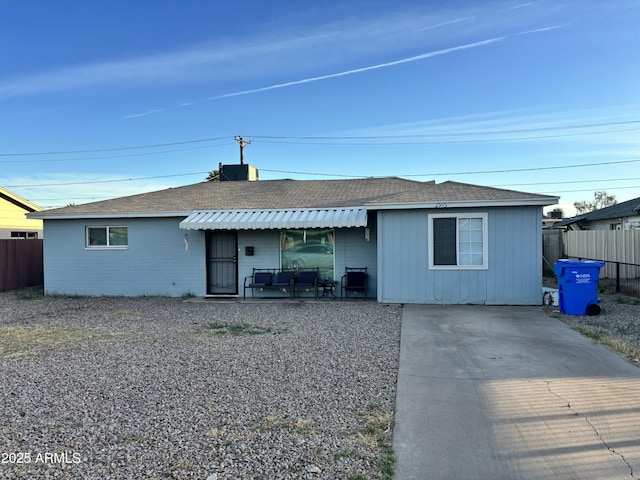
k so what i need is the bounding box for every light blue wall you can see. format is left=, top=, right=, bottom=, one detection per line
left=237, top=230, right=288, bottom=299
left=377, top=207, right=543, bottom=305
left=43, top=218, right=377, bottom=298
left=237, top=225, right=377, bottom=298
left=334, top=218, right=377, bottom=298
left=43, top=218, right=206, bottom=297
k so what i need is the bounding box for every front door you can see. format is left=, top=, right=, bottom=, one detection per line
left=206, top=231, right=238, bottom=295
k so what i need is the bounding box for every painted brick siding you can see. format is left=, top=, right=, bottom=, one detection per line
left=43, top=220, right=377, bottom=298
left=43, top=218, right=206, bottom=297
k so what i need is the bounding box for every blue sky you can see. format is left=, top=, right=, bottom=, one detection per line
left=1, top=0, right=639, bottom=215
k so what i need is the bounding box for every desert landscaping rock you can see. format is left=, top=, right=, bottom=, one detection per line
left=0, top=292, right=401, bottom=479
left=544, top=293, right=640, bottom=351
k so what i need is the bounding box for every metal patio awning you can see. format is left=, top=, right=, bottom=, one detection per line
left=179, top=208, right=368, bottom=230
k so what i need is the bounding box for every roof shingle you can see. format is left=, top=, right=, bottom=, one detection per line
left=32, top=177, right=557, bottom=218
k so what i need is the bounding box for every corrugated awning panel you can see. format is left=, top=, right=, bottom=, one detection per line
left=179, top=208, right=368, bottom=230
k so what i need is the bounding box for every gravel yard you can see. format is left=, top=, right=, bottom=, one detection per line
left=0, top=290, right=402, bottom=480
left=541, top=289, right=640, bottom=358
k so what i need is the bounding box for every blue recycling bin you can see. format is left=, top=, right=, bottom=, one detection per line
left=554, top=259, right=605, bottom=315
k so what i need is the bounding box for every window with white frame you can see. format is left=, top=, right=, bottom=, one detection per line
left=11, top=231, right=38, bottom=239
left=86, top=226, right=128, bottom=248
left=428, top=213, right=487, bottom=269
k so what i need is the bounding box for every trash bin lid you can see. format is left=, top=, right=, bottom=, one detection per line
left=554, top=259, right=605, bottom=268
left=554, top=259, right=605, bottom=276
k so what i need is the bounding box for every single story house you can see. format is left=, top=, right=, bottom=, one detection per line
left=29, top=164, right=558, bottom=304
left=0, top=186, right=43, bottom=239
left=554, top=196, right=640, bottom=231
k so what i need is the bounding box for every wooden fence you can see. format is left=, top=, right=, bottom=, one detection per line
left=542, top=229, right=564, bottom=275
left=0, top=239, right=44, bottom=292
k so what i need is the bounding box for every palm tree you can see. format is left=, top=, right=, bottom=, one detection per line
left=206, top=169, right=220, bottom=182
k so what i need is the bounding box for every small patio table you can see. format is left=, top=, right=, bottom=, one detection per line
left=319, top=280, right=337, bottom=299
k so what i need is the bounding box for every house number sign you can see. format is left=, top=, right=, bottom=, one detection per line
left=435, top=203, right=448, bottom=208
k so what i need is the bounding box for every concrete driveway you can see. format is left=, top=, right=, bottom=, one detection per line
left=393, top=305, right=640, bottom=480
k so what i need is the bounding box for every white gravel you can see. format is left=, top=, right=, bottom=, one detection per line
left=547, top=292, right=640, bottom=351
left=0, top=291, right=402, bottom=479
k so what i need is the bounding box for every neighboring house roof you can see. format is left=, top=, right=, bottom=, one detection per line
left=0, top=186, right=42, bottom=213
left=29, top=177, right=558, bottom=220
left=553, top=196, right=640, bottom=229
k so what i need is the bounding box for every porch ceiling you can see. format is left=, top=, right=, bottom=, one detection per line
left=179, top=208, right=368, bottom=230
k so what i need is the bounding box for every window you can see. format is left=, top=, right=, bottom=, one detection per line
left=428, top=213, right=487, bottom=269
left=86, top=226, right=128, bottom=248
left=280, top=229, right=334, bottom=279
left=11, top=232, right=38, bottom=239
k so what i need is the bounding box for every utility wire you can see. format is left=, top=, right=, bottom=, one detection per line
left=262, top=158, right=640, bottom=178
left=5, top=159, right=640, bottom=188
left=2, top=119, right=639, bottom=156
left=493, top=176, right=640, bottom=187
left=245, top=119, right=640, bottom=139
left=8, top=158, right=639, bottom=189
left=252, top=127, right=640, bottom=145
left=33, top=183, right=639, bottom=208
left=29, top=176, right=640, bottom=202
left=5, top=172, right=208, bottom=188
left=539, top=184, right=640, bottom=194
left=0, top=142, right=232, bottom=164
left=0, top=137, right=231, bottom=157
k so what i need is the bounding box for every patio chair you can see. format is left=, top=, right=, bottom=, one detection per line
left=294, top=269, right=319, bottom=298
left=341, top=267, right=367, bottom=299
left=272, top=270, right=296, bottom=290
left=243, top=270, right=273, bottom=299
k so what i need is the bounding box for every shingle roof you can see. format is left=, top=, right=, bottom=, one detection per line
left=31, top=177, right=557, bottom=219
left=553, top=196, right=640, bottom=228
left=366, top=181, right=555, bottom=204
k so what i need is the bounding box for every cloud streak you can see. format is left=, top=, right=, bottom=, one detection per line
left=519, top=26, right=560, bottom=35
left=210, top=37, right=506, bottom=100
left=123, top=109, right=165, bottom=119
left=0, top=11, right=467, bottom=99
left=0, top=4, right=540, bottom=101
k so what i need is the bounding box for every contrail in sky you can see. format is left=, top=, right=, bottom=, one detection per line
left=209, top=36, right=506, bottom=100
left=123, top=109, right=164, bottom=119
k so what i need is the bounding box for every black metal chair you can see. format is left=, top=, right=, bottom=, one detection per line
left=341, top=267, right=367, bottom=299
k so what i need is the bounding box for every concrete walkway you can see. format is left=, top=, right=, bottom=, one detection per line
left=393, top=305, right=640, bottom=480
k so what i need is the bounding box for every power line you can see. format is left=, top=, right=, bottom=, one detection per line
left=29, top=176, right=640, bottom=201
left=4, top=172, right=208, bottom=188
left=6, top=158, right=640, bottom=190
left=261, top=169, right=363, bottom=178
left=0, top=137, right=231, bottom=157
left=246, top=119, right=640, bottom=139
left=262, top=158, right=640, bottom=178
left=2, top=119, right=639, bottom=156
left=252, top=126, right=640, bottom=145
left=539, top=184, right=640, bottom=195
left=493, top=177, right=640, bottom=187
left=0, top=142, right=232, bottom=164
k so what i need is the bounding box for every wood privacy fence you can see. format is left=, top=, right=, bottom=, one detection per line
left=542, top=230, right=564, bottom=274
left=0, top=239, right=43, bottom=292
